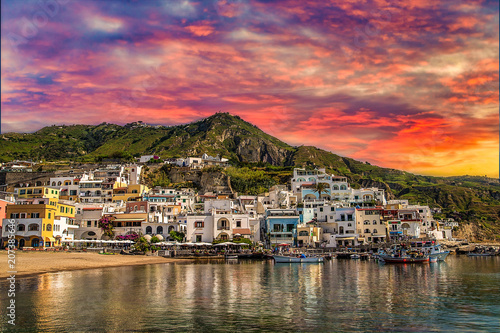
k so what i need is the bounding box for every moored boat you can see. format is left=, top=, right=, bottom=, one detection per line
left=409, top=240, right=450, bottom=261
left=379, top=254, right=429, bottom=264
left=273, top=255, right=324, bottom=263
left=467, top=252, right=495, bottom=257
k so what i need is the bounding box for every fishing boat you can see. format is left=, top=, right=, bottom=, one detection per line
left=350, top=253, right=361, bottom=259
left=379, top=254, right=429, bottom=264
left=273, top=255, right=324, bottom=263
left=409, top=240, right=450, bottom=261
left=467, top=252, right=495, bottom=257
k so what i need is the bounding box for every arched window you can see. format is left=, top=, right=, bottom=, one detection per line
left=46, top=224, right=52, bottom=231
left=332, top=185, right=339, bottom=190
left=132, top=190, right=138, bottom=193
left=373, top=229, right=378, bottom=234
left=52, top=182, right=56, bottom=186
left=364, top=229, right=370, bottom=233
left=373, top=220, right=377, bottom=225
left=157, top=226, right=163, bottom=234
left=146, top=226, right=152, bottom=234
left=29, top=224, right=39, bottom=231
left=57, top=181, right=62, bottom=186
left=340, top=185, right=347, bottom=190
left=297, top=178, right=305, bottom=182
left=168, top=226, right=175, bottom=233
left=308, top=177, right=316, bottom=182
left=17, top=224, right=25, bottom=231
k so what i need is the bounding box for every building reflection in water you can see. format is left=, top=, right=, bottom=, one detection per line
left=1, top=257, right=498, bottom=332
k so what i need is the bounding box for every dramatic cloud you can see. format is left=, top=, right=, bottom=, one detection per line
left=1, top=0, right=498, bottom=177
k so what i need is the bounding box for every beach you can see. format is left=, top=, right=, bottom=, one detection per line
left=0, top=251, right=190, bottom=278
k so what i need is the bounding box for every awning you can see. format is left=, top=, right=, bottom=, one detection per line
left=113, top=218, right=146, bottom=222
left=232, top=228, right=251, bottom=235
left=357, top=238, right=365, bottom=241
left=45, top=237, right=55, bottom=242
left=337, top=237, right=355, bottom=240
left=372, top=235, right=386, bottom=237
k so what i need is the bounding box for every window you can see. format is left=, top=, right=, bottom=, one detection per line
left=11, top=213, right=19, bottom=218
left=320, top=208, right=323, bottom=212
left=365, top=229, right=370, bottom=233
left=195, top=221, right=204, bottom=228
left=196, top=235, right=202, bottom=242
left=146, top=226, right=152, bottom=234
left=20, top=189, right=26, bottom=195
left=20, top=213, right=27, bottom=218
left=32, top=213, right=40, bottom=218
left=87, top=221, right=92, bottom=227
left=373, top=229, right=378, bottom=234
left=364, top=220, right=370, bottom=225
left=17, top=224, right=25, bottom=231
left=236, top=220, right=241, bottom=228
left=373, top=220, right=377, bottom=225
left=29, top=224, right=39, bottom=231
left=331, top=207, right=335, bottom=211
left=45, top=189, right=48, bottom=194
left=347, top=223, right=352, bottom=227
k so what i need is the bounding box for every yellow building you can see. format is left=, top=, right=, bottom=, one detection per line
left=2, top=191, right=75, bottom=248
left=112, top=184, right=149, bottom=203
left=297, top=224, right=323, bottom=248
left=15, top=186, right=60, bottom=199
left=355, top=208, right=387, bottom=244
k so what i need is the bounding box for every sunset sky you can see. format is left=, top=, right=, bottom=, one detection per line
left=1, top=0, right=498, bottom=177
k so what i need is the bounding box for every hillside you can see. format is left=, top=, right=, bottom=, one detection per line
left=1, top=113, right=499, bottom=239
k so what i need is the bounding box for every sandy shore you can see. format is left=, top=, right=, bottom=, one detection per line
left=0, top=251, right=192, bottom=278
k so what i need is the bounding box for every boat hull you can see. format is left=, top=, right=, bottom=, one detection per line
left=379, top=255, right=429, bottom=264
left=467, top=253, right=494, bottom=257
left=273, top=255, right=324, bottom=263
left=429, top=251, right=450, bottom=261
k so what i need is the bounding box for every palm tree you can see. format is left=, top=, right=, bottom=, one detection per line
left=314, top=182, right=329, bottom=199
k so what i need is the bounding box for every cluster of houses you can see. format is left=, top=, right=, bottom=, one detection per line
left=1, top=165, right=455, bottom=249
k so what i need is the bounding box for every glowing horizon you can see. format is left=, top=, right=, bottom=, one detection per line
left=1, top=0, right=498, bottom=177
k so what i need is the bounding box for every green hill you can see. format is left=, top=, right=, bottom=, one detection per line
left=1, top=112, right=499, bottom=239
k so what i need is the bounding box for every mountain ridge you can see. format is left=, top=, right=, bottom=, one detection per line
left=1, top=112, right=499, bottom=239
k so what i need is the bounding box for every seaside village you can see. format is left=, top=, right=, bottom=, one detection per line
left=0, top=157, right=457, bottom=252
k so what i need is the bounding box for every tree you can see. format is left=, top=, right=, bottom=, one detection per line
left=169, top=230, right=185, bottom=242
left=314, top=182, right=329, bottom=199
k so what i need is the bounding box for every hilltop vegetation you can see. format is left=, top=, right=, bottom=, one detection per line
left=1, top=113, right=499, bottom=239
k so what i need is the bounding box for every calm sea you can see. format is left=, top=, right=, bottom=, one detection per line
left=1, top=256, right=499, bottom=332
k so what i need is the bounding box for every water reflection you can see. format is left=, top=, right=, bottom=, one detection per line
left=1, top=256, right=499, bottom=332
